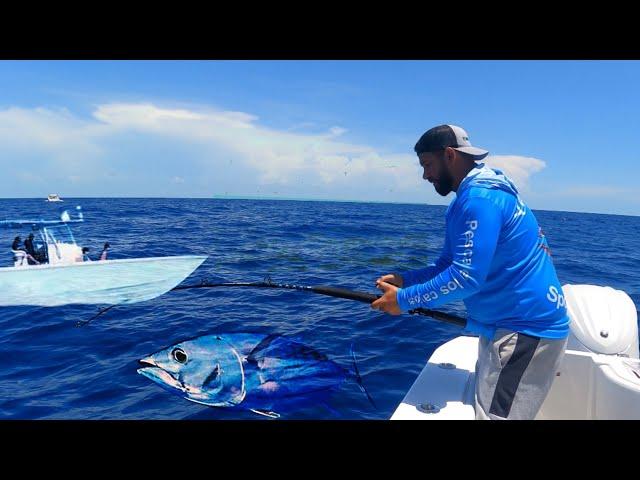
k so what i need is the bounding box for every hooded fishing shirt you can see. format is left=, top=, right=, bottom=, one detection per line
left=395, top=163, right=570, bottom=339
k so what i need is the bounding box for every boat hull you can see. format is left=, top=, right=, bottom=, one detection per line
left=0, top=255, right=207, bottom=306
left=390, top=335, right=640, bottom=420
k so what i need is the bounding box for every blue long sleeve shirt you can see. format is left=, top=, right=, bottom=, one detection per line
left=396, top=164, right=570, bottom=339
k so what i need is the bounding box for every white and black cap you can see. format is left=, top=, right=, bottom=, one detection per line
left=414, top=124, right=489, bottom=160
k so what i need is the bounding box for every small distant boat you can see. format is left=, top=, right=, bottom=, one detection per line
left=0, top=207, right=207, bottom=307
left=46, top=194, right=63, bottom=202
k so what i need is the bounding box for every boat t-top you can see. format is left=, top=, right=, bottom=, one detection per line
left=46, top=194, right=63, bottom=202
left=0, top=206, right=207, bottom=307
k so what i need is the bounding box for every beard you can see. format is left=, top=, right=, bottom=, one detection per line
left=433, top=169, right=454, bottom=196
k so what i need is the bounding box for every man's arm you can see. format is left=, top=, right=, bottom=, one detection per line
left=395, top=198, right=501, bottom=311
left=400, top=252, right=452, bottom=287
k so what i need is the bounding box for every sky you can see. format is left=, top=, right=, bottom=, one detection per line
left=0, top=60, right=638, bottom=216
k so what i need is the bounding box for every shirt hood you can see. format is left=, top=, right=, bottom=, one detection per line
left=457, top=163, right=519, bottom=197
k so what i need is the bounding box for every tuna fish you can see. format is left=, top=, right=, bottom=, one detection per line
left=137, top=332, right=375, bottom=418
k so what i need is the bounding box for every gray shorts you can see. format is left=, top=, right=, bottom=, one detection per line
left=475, top=328, right=567, bottom=420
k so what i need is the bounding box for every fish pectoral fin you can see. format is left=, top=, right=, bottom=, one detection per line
left=249, top=408, right=280, bottom=419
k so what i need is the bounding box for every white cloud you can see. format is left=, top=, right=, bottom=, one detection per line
left=328, top=126, right=347, bottom=137
left=0, top=107, right=108, bottom=190
left=0, top=102, right=547, bottom=202
left=483, top=155, right=546, bottom=192
left=88, top=103, right=389, bottom=189
left=93, top=103, right=254, bottom=130
left=0, top=107, right=103, bottom=157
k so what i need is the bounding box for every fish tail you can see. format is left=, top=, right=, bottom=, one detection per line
left=350, top=343, right=377, bottom=410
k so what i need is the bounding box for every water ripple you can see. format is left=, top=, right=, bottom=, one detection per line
left=0, top=198, right=637, bottom=419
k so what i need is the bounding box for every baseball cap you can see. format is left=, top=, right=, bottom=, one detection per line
left=414, top=124, right=489, bottom=160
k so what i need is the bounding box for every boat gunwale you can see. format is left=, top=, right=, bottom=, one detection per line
left=0, top=255, right=208, bottom=273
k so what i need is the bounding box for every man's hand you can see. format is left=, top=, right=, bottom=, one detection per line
left=371, top=280, right=402, bottom=315
left=376, top=273, right=403, bottom=288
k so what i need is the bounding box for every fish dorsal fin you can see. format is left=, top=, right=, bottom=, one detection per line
left=246, top=335, right=328, bottom=364
left=246, top=334, right=279, bottom=363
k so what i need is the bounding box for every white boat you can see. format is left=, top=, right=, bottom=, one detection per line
left=1, top=207, right=207, bottom=307
left=46, top=194, right=63, bottom=202
left=391, top=284, right=640, bottom=420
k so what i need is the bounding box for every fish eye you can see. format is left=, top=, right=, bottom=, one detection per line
left=171, top=348, right=188, bottom=364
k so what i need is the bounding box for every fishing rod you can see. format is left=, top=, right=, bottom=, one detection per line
left=77, top=278, right=467, bottom=328
left=172, top=278, right=467, bottom=328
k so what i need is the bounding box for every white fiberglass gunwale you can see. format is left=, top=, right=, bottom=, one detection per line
left=0, top=255, right=206, bottom=273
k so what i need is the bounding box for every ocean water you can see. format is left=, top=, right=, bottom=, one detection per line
left=0, top=198, right=638, bottom=420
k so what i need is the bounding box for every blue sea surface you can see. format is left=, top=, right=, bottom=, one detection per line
left=0, top=198, right=638, bottom=420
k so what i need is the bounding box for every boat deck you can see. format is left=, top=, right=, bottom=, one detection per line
left=391, top=335, right=478, bottom=420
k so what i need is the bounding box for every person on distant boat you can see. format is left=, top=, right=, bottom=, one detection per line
left=99, top=242, right=110, bottom=260
left=82, top=247, right=92, bottom=262
left=373, top=124, right=569, bottom=420
left=11, top=235, right=39, bottom=266
left=24, top=233, right=38, bottom=264
left=24, top=233, right=35, bottom=255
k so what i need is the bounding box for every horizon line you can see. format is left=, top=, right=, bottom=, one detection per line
left=0, top=195, right=637, bottom=218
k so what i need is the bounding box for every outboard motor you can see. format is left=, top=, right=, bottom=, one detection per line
left=536, top=284, right=640, bottom=419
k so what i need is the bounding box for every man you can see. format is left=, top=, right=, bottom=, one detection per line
left=24, top=233, right=38, bottom=264
left=24, top=233, right=35, bottom=255
left=99, top=242, right=110, bottom=261
left=372, top=124, right=570, bottom=420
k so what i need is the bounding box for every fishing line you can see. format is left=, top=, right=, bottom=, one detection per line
left=76, top=304, right=117, bottom=327
left=172, top=277, right=467, bottom=328
left=77, top=277, right=467, bottom=328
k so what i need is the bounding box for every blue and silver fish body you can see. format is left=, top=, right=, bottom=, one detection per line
left=240, top=334, right=348, bottom=411
left=138, top=333, right=373, bottom=417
